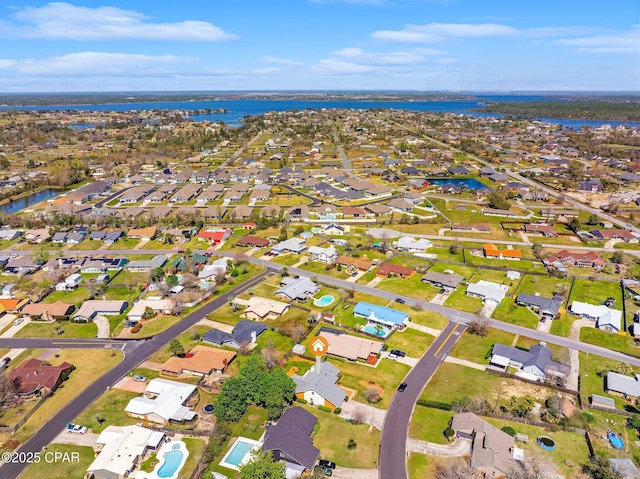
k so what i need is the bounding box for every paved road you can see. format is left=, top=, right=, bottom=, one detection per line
left=0, top=270, right=270, bottom=479
left=379, top=321, right=466, bottom=479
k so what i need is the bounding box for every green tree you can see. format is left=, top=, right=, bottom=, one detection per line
left=168, top=338, right=185, bottom=357
left=567, top=160, right=584, bottom=181
left=587, top=214, right=600, bottom=226
left=568, top=218, right=581, bottom=233
left=166, top=274, right=179, bottom=287
left=611, top=251, right=624, bottom=264
left=532, top=243, right=543, bottom=259
left=31, top=247, right=50, bottom=265
left=151, top=267, right=164, bottom=282
left=486, top=190, right=510, bottom=210
left=214, top=376, right=250, bottom=422
left=239, top=451, right=285, bottom=479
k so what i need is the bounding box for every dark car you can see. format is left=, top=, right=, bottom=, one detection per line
left=318, top=459, right=336, bottom=470
left=390, top=349, right=406, bottom=358
left=314, top=465, right=333, bottom=476
left=394, top=297, right=405, bottom=304
left=397, top=382, right=408, bottom=392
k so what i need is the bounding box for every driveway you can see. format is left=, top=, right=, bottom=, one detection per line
left=93, top=315, right=110, bottom=339
left=113, top=376, right=148, bottom=393
left=0, top=317, right=31, bottom=338
left=331, top=467, right=378, bottom=479
left=338, top=399, right=386, bottom=430
left=406, top=437, right=471, bottom=457
left=54, top=430, right=99, bottom=447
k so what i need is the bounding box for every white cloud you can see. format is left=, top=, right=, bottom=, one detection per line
left=0, top=52, right=191, bottom=76
left=555, top=27, right=639, bottom=54
left=372, top=22, right=518, bottom=43
left=309, top=59, right=373, bottom=75
left=0, top=2, right=236, bottom=41
left=259, top=56, right=304, bottom=66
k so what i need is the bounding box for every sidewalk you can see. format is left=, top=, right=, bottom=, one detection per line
left=444, top=356, right=487, bottom=371
left=406, top=321, right=442, bottom=338
left=331, top=468, right=378, bottom=479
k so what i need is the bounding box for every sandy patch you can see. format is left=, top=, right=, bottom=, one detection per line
left=112, top=377, right=148, bottom=393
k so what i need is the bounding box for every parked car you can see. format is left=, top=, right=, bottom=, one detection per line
left=318, top=459, right=336, bottom=470
left=394, top=297, right=405, bottom=304
left=66, top=423, right=87, bottom=434
left=132, top=375, right=147, bottom=382
left=13, top=318, right=24, bottom=326
left=397, top=382, right=408, bottom=392
left=2, top=357, right=10, bottom=365
left=314, top=465, right=333, bottom=476
left=390, top=349, right=406, bottom=358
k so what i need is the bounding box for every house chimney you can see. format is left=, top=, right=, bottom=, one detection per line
left=251, top=331, right=256, bottom=342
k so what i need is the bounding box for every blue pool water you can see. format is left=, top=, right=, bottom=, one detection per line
left=225, top=440, right=253, bottom=466
left=314, top=295, right=335, bottom=307
left=428, top=178, right=488, bottom=190
left=157, top=448, right=184, bottom=478
left=363, top=324, right=389, bottom=337
left=608, top=431, right=624, bottom=449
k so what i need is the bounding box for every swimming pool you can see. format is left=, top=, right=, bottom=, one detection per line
left=362, top=324, right=389, bottom=337
left=141, top=441, right=188, bottom=479
left=157, top=446, right=183, bottom=478
left=314, top=295, right=335, bottom=307
left=219, top=437, right=263, bottom=471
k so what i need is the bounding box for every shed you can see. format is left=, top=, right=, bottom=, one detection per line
left=591, top=394, right=616, bottom=409
left=514, top=433, right=528, bottom=443
left=292, top=344, right=306, bottom=356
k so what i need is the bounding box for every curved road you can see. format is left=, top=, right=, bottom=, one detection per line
left=379, top=322, right=465, bottom=479
left=0, top=270, right=270, bottom=479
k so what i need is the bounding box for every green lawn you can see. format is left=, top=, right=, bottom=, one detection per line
left=517, top=274, right=571, bottom=298
left=492, top=299, right=541, bottom=329
left=377, top=274, right=438, bottom=302
left=409, top=310, right=448, bottom=330
left=570, top=279, right=623, bottom=308
left=105, top=285, right=142, bottom=302
left=580, top=327, right=639, bottom=356
left=443, top=287, right=484, bottom=313
left=427, top=262, right=476, bottom=279
left=299, top=261, right=351, bottom=280
left=42, top=288, right=92, bottom=306
left=409, top=406, right=453, bottom=444
left=147, top=325, right=211, bottom=363
left=385, top=328, right=434, bottom=358
left=304, top=404, right=380, bottom=469
left=142, top=240, right=176, bottom=250
left=13, top=320, right=97, bottom=339
left=450, top=329, right=515, bottom=364
left=69, top=239, right=103, bottom=250
left=331, top=358, right=410, bottom=409
left=270, top=254, right=301, bottom=266
left=111, top=270, right=150, bottom=286
left=18, top=444, right=95, bottom=479
left=579, top=352, right=640, bottom=411
left=408, top=453, right=435, bottom=479
left=108, top=237, right=141, bottom=249
left=181, top=438, right=207, bottom=478
left=74, top=389, right=139, bottom=433
left=256, top=329, right=294, bottom=358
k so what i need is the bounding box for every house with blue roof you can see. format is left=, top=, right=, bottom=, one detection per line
left=353, top=302, right=409, bottom=333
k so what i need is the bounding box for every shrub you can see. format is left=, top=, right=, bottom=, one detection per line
left=296, top=398, right=308, bottom=404
left=318, top=405, right=332, bottom=413
left=347, top=439, right=357, bottom=450
left=333, top=408, right=342, bottom=414
left=416, top=399, right=452, bottom=411
left=444, top=427, right=455, bottom=439
left=501, top=426, right=516, bottom=437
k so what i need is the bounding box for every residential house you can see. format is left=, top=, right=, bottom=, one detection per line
left=202, top=320, right=267, bottom=349
left=421, top=272, right=464, bottom=290
left=483, top=243, right=522, bottom=260
left=318, top=329, right=383, bottom=361
left=55, top=272, right=82, bottom=291
left=24, top=228, right=50, bottom=243
left=236, top=235, right=270, bottom=248
left=271, top=237, right=307, bottom=255
left=262, top=407, right=320, bottom=476
left=364, top=204, right=392, bottom=216
left=127, top=226, right=157, bottom=240
left=4, top=256, right=41, bottom=275
left=125, top=378, right=197, bottom=425
left=0, top=298, right=29, bottom=314
left=466, top=280, right=508, bottom=304
left=448, top=166, right=469, bottom=175
left=307, top=245, right=338, bottom=264
left=377, top=262, right=414, bottom=278
left=590, top=229, right=638, bottom=243
left=354, top=302, right=409, bottom=332
left=73, top=300, right=127, bottom=321
left=160, top=345, right=236, bottom=377
left=79, top=257, right=127, bottom=273
left=243, top=296, right=290, bottom=321
left=127, top=298, right=175, bottom=322
left=197, top=258, right=228, bottom=282
left=342, top=206, right=368, bottom=218
left=86, top=425, right=165, bottom=479
left=292, top=361, right=345, bottom=409
left=393, top=236, right=433, bottom=253
left=515, top=293, right=563, bottom=321
left=126, top=255, right=168, bottom=273
left=606, top=372, right=640, bottom=399
left=482, top=208, right=518, bottom=218
left=199, top=228, right=232, bottom=245
left=275, top=277, right=319, bottom=302
left=21, top=301, right=74, bottom=320
left=451, top=412, right=523, bottom=477
left=9, top=358, right=74, bottom=397
left=524, top=224, right=557, bottom=237
left=322, top=224, right=349, bottom=235
left=569, top=301, right=622, bottom=333
left=0, top=229, right=22, bottom=241
left=544, top=249, right=605, bottom=270
left=170, top=184, right=201, bottom=203
left=336, top=255, right=374, bottom=273
left=609, top=459, right=640, bottom=479
left=490, top=343, right=570, bottom=380
left=119, top=185, right=154, bottom=204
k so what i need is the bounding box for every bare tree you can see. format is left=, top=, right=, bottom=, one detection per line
left=351, top=407, right=367, bottom=425
left=180, top=272, right=198, bottom=290
left=434, top=459, right=473, bottom=479
left=238, top=340, right=252, bottom=356
left=468, top=312, right=491, bottom=337
left=262, top=341, right=279, bottom=370
left=363, top=387, right=381, bottom=404
left=0, top=372, right=17, bottom=410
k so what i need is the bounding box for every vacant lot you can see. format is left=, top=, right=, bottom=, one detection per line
left=409, top=406, right=453, bottom=444
left=385, top=328, right=434, bottom=358
left=450, top=329, right=515, bottom=364
left=18, top=444, right=95, bottom=479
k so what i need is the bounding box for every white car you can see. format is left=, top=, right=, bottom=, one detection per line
left=66, top=423, right=87, bottom=434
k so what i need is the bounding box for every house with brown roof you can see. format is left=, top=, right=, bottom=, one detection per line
left=236, top=235, right=270, bottom=248
left=591, top=229, right=638, bottom=243
left=9, top=358, right=74, bottom=397
left=336, top=255, right=374, bottom=272
left=160, top=345, right=236, bottom=377
left=544, top=249, right=605, bottom=269
left=127, top=226, right=157, bottom=240
left=342, top=206, right=368, bottom=218
left=243, top=296, right=290, bottom=320
left=524, top=223, right=557, bottom=237
left=21, top=301, right=75, bottom=320
left=318, top=329, right=383, bottom=362
left=377, top=262, right=414, bottom=278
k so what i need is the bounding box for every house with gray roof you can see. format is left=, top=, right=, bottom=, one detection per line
left=490, top=343, right=570, bottom=381
left=201, top=320, right=267, bottom=349
left=610, top=458, right=640, bottom=479
left=421, top=271, right=464, bottom=290
left=262, top=407, right=320, bottom=475
left=606, top=372, right=640, bottom=399
left=271, top=237, right=307, bottom=255
left=292, top=361, right=345, bottom=409
left=127, top=255, right=168, bottom=272
left=466, top=280, right=508, bottom=305
left=275, top=277, right=319, bottom=302
left=515, top=293, right=563, bottom=320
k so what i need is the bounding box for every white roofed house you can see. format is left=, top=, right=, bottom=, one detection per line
left=490, top=343, right=570, bottom=382
left=127, top=297, right=175, bottom=322
left=393, top=236, right=433, bottom=253
left=292, top=361, right=346, bottom=409
left=466, top=280, right=508, bottom=305
left=73, top=300, right=127, bottom=322
left=271, top=237, right=307, bottom=255
left=125, top=378, right=197, bottom=425
left=242, top=296, right=290, bottom=320
left=307, top=245, right=338, bottom=264
left=275, top=277, right=319, bottom=302
left=569, top=301, right=622, bottom=333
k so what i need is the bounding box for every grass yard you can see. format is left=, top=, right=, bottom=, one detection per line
left=41, top=288, right=92, bottom=306
left=408, top=453, right=436, bottom=479
left=549, top=314, right=574, bottom=337
left=142, top=240, right=175, bottom=250
left=108, top=237, right=140, bottom=250
left=492, top=299, right=541, bottom=329
left=409, top=406, right=453, bottom=444
left=450, top=329, right=515, bottom=364
left=331, top=358, right=410, bottom=409
left=299, top=261, right=351, bottom=280
left=5, top=348, right=123, bottom=444
left=304, top=405, right=380, bottom=469
left=444, top=287, right=484, bottom=313
left=13, top=320, right=97, bottom=339
left=74, top=389, right=139, bottom=433
left=427, top=262, right=476, bottom=279
left=147, top=325, right=211, bottom=363
left=580, top=328, right=640, bottom=357
left=270, top=254, right=301, bottom=266
left=105, top=285, right=142, bottom=303
left=408, top=310, right=448, bottom=330
left=471, top=269, right=519, bottom=293
left=181, top=438, right=207, bottom=478
left=377, top=274, right=438, bottom=302
left=579, top=352, right=640, bottom=411
left=256, top=329, right=294, bottom=358
left=517, top=274, right=571, bottom=298
left=385, top=328, right=434, bottom=357
left=69, top=239, right=103, bottom=250
left=18, top=444, right=95, bottom=479
left=570, top=279, right=623, bottom=308
left=121, top=314, right=184, bottom=338
left=110, top=270, right=150, bottom=287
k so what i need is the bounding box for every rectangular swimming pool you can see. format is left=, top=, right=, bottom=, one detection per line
left=219, top=437, right=263, bottom=471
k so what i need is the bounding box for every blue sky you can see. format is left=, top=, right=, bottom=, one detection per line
left=0, top=0, right=637, bottom=92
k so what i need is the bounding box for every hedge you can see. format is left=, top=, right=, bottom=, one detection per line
left=416, top=399, right=452, bottom=411
left=318, top=405, right=332, bottom=413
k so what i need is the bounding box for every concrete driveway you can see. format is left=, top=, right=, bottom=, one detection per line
left=93, top=315, right=110, bottom=338
left=339, top=399, right=386, bottom=430
left=331, top=467, right=378, bottom=479
left=54, top=430, right=99, bottom=447
left=0, top=317, right=31, bottom=338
